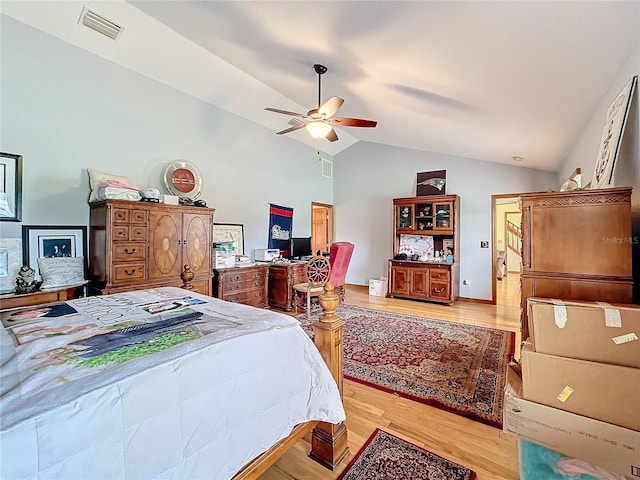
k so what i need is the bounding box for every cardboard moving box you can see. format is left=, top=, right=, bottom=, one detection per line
left=521, top=342, right=640, bottom=431
left=528, top=297, right=640, bottom=368
left=504, top=365, right=640, bottom=479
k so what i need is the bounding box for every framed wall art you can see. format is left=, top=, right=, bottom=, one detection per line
left=213, top=223, right=244, bottom=255
left=0, top=238, right=22, bottom=293
left=0, top=152, right=23, bottom=222
left=416, top=170, right=446, bottom=196
left=591, top=76, right=637, bottom=189
left=22, top=225, right=88, bottom=280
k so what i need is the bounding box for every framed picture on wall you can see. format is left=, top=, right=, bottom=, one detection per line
left=591, top=76, right=637, bottom=189
left=416, top=170, right=446, bottom=196
left=22, top=225, right=87, bottom=280
left=0, top=152, right=23, bottom=222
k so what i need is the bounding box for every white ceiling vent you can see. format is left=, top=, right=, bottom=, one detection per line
left=78, top=6, right=123, bottom=40
left=321, top=158, right=333, bottom=178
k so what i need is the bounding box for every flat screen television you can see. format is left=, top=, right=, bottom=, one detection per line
left=290, top=237, right=312, bottom=260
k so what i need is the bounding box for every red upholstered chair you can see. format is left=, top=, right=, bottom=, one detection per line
left=328, top=242, right=354, bottom=301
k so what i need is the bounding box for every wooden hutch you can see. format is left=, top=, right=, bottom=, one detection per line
left=89, top=200, right=215, bottom=295
left=387, top=194, right=460, bottom=305
left=519, top=187, right=633, bottom=340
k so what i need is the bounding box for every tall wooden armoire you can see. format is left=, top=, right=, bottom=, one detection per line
left=89, top=200, right=215, bottom=295
left=519, top=187, right=633, bottom=340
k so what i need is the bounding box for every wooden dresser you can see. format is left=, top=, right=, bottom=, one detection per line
left=89, top=200, right=215, bottom=295
left=213, top=264, right=269, bottom=308
left=267, top=262, right=306, bottom=311
left=519, top=187, right=633, bottom=340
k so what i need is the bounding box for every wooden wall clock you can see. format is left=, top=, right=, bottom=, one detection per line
left=163, top=160, right=203, bottom=199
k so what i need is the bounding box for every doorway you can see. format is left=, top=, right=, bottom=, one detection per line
left=311, top=202, right=333, bottom=255
left=491, top=194, right=522, bottom=306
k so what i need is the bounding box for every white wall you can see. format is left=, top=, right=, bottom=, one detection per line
left=559, top=45, right=639, bottom=189
left=559, top=44, right=640, bottom=300
left=333, top=142, right=556, bottom=300
left=0, top=16, right=332, bottom=255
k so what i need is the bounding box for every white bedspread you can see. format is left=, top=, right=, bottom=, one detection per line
left=0, top=287, right=345, bottom=479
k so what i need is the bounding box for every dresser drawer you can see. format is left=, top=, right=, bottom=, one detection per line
left=113, top=243, right=146, bottom=262
left=112, top=208, right=130, bottom=224
left=224, top=269, right=267, bottom=284
left=429, top=281, right=450, bottom=299
left=130, top=209, right=147, bottom=224
left=130, top=226, right=147, bottom=241
left=429, top=269, right=450, bottom=281
left=222, top=277, right=266, bottom=294
left=223, top=289, right=266, bottom=305
left=113, top=226, right=130, bottom=241
left=113, top=263, right=146, bottom=283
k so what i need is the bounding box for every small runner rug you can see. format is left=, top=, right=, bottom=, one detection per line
left=337, top=429, right=476, bottom=480
left=299, top=304, right=515, bottom=428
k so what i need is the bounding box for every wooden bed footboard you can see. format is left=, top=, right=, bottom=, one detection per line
left=228, top=281, right=348, bottom=479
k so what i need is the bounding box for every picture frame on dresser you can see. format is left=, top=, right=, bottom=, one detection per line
left=22, top=225, right=87, bottom=280
left=0, top=152, right=23, bottom=222
left=213, top=223, right=244, bottom=255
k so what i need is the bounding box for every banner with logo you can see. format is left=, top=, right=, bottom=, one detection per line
left=268, top=204, right=293, bottom=256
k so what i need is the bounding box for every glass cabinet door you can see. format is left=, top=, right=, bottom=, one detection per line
left=397, top=205, right=414, bottom=229
left=434, top=203, right=451, bottom=229
left=415, top=203, right=433, bottom=231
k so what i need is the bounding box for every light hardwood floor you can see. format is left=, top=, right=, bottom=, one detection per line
left=260, top=274, right=522, bottom=480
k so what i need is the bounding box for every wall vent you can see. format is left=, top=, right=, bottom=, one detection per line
left=78, top=6, right=123, bottom=40
left=321, top=158, right=333, bottom=178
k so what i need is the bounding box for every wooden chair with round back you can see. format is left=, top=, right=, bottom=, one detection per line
left=293, top=256, right=331, bottom=321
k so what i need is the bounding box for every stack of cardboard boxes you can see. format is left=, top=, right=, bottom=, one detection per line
left=503, top=297, right=640, bottom=479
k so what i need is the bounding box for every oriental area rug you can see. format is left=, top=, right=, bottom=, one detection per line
left=299, top=304, right=515, bottom=428
left=337, top=429, right=476, bottom=480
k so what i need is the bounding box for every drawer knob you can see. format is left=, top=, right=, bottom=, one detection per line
left=124, top=248, right=136, bottom=254
left=433, top=287, right=445, bottom=294
left=124, top=269, right=136, bottom=276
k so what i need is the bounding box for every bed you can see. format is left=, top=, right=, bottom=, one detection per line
left=0, top=285, right=346, bottom=479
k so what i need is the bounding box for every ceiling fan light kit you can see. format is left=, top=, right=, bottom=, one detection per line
left=306, top=121, right=332, bottom=138
left=265, top=63, right=377, bottom=142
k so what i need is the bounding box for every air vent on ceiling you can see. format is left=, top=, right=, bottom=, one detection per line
left=321, top=158, right=333, bottom=178
left=78, top=6, right=123, bottom=40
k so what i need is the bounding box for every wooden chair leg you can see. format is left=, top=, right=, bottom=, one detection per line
left=306, top=290, right=311, bottom=321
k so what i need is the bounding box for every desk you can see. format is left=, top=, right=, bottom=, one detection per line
left=267, top=262, right=306, bottom=311
left=0, top=285, right=86, bottom=311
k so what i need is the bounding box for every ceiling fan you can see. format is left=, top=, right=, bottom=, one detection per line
left=265, top=64, right=377, bottom=142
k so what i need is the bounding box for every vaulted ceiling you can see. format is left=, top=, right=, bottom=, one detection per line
left=4, top=1, right=640, bottom=171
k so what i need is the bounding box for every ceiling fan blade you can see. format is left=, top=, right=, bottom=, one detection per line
left=332, top=117, right=377, bottom=128
left=326, top=128, right=338, bottom=142
left=318, top=96, right=344, bottom=119
left=265, top=107, right=306, bottom=117
left=276, top=124, right=306, bottom=135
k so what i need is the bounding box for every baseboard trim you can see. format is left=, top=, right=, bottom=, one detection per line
left=458, top=296, right=494, bottom=305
